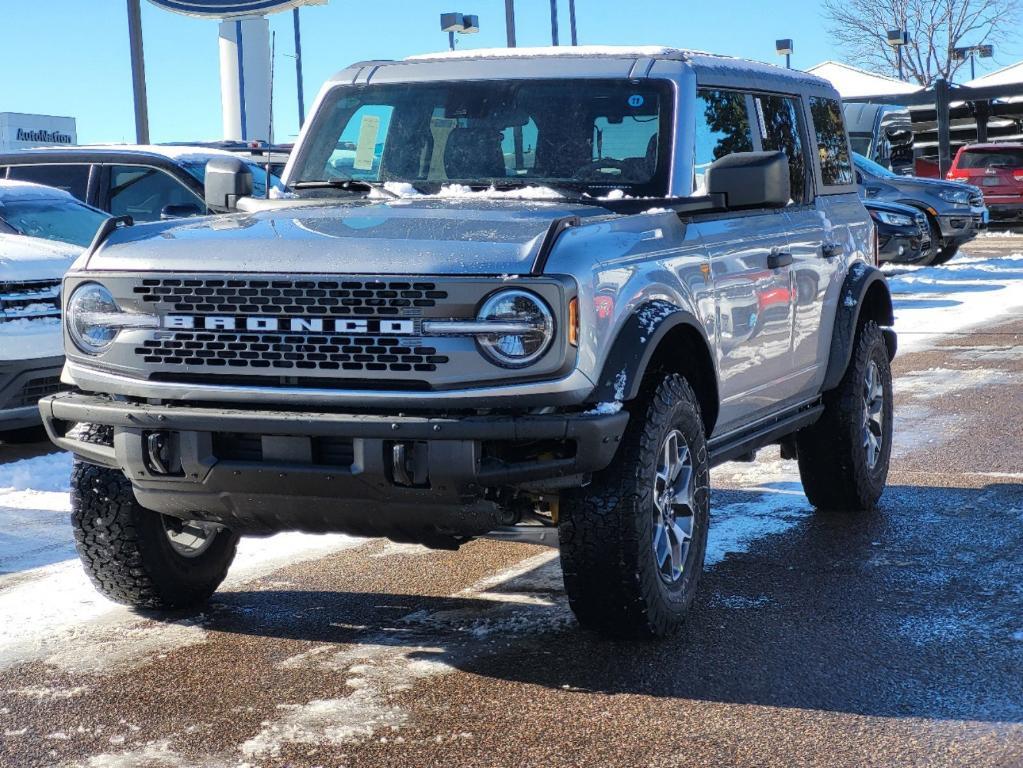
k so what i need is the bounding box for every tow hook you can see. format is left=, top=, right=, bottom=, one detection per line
left=144, top=431, right=181, bottom=476
left=391, top=441, right=429, bottom=487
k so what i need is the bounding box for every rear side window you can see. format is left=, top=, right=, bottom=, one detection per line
left=810, top=97, right=854, bottom=187
left=957, top=148, right=1023, bottom=169
left=5, top=164, right=90, bottom=202
left=694, top=90, right=754, bottom=193
left=755, top=94, right=807, bottom=203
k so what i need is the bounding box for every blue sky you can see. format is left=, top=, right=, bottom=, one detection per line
left=2, top=0, right=1020, bottom=144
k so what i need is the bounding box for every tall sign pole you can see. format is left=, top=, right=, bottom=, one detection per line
left=549, top=0, right=559, bottom=46
left=293, top=8, right=305, bottom=126
left=126, top=0, right=150, bottom=144
left=504, top=0, right=516, bottom=47
left=568, top=0, right=578, bottom=45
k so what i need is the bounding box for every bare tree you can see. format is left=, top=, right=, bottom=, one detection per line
left=822, top=0, right=1020, bottom=86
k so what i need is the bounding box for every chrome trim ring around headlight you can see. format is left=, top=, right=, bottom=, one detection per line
left=67, top=282, right=159, bottom=356
left=473, top=289, right=555, bottom=368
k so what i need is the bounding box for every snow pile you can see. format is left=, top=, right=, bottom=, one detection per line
left=0, top=179, right=75, bottom=202
left=885, top=251, right=1023, bottom=353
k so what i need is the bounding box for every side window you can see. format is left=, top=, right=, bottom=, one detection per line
left=755, top=94, right=807, bottom=203
left=810, top=96, right=854, bottom=187
left=694, top=90, right=754, bottom=193
left=108, top=166, right=201, bottom=222
left=6, top=164, right=90, bottom=202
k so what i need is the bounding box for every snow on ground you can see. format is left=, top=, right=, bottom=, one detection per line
left=884, top=250, right=1023, bottom=353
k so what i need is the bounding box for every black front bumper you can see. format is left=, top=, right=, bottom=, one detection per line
left=877, top=232, right=929, bottom=264
left=40, top=392, right=629, bottom=541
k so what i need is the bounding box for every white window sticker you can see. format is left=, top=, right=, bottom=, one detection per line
left=353, top=115, right=381, bottom=171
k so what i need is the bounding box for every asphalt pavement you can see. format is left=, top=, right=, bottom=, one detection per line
left=1, top=240, right=1022, bottom=768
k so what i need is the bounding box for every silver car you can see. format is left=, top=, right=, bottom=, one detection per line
left=41, top=47, right=895, bottom=638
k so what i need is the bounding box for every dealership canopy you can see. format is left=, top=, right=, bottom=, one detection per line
left=807, top=61, right=923, bottom=99
left=147, top=0, right=325, bottom=18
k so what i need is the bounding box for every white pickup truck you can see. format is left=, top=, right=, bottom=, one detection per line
left=0, top=180, right=107, bottom=438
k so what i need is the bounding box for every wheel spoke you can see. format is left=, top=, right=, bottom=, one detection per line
left=653, top=523, right=672, bottom=572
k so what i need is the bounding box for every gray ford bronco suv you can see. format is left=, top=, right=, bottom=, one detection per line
left=41, top=47, right=896, bottom=638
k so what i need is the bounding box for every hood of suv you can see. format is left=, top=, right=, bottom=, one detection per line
left=0, top=233, right=81, bottom=283
left=86, top=199, right=612, bottom=275
left=884, top=175, right=978, bottom=197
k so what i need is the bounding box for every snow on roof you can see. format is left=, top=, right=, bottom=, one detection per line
left=24, top=143, right=247, bottom=165
left=406, top=45, right=689, bottom=61
left=0, top=179, right=75, bottom=202
left=807, top=61, right=923, bottom=98
left=965, top=60, right=1023, bottom=89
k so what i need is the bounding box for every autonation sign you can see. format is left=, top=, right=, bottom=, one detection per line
left=0, top=113, right=77, bottom=151
left=147, top=0, right=326, bottom=17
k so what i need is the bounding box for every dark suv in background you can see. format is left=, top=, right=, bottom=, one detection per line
left=854, top=152, right=986, bottom=266
left=0, top=145, right=280, bottom=223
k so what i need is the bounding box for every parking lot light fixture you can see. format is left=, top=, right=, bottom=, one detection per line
left=440, top=12, right=479, bottom=51
left=775, top=39, right=793, bottom=69
left=887, top=29, right=910, bottom=81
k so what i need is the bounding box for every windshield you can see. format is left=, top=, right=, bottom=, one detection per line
left=291, top=79, right=674, bottom=197
left=0, top=198, right=109, bottom=248
left=957, top=147, right=1023, bottom=169
left=181, top=160, right=282, bottom=198
left=853, top=152, right=897, bottom=179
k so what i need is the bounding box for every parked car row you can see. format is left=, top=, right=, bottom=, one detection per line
left=0, top=180, right=109, bottom=439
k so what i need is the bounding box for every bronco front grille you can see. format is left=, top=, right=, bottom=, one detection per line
left=132, top=278, right=448, bottom=316
left=136, top=331, right=449, bottom=373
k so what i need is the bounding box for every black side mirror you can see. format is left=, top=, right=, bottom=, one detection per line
left=885, top=128, right=913, bottom=147
left=706, top=151, right=791, bottom=209
left=204, top=157, right=253, bottom=213
left=160, top=203, right=203, bottom=220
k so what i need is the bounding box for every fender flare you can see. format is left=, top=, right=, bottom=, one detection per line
left=822, top=264, right=896, bottom=392
left=591, top=300, right=716, bottom=405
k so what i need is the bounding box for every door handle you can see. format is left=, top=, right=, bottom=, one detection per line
left=822, top=242, right=844, bottom=259
left=767, top=250, right=793, bottom=269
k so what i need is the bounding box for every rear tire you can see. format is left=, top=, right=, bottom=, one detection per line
left=558, top=373, right=710, bottom=639
left=70, top=462, right=239, bottom=610
left=795, top=321, right=893, bottom=511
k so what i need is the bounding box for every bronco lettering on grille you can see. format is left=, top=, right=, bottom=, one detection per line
left=163, top=316, right=416, bottom=335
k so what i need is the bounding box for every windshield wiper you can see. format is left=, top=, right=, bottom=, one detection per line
left=290, top=179, right=400, bottom=199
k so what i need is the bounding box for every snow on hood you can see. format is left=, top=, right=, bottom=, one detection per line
left=0, top=233, right=81, bottom=283
left=0, top=180, right=75, bottom=203
left=369, top=182, right=564, bottom=201
left=87, top=198, right=611, bottom=275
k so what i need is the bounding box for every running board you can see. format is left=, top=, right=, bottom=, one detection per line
left=708, top=401, right=823, bottom=468
left=483, top=526, right=560, bottom=547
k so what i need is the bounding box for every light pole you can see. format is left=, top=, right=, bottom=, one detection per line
left=887, top=29, right=910, bottom=81
left=568, top=0, right=578, bottom=46
left=440, top=12, right=479, bottom=51
left=504, top=0, right=516, bottom=47
left=126, top=0, right=150, bottom=144
left=953, top=43, right=994, bottom=81
left=549, top=0, right=559, bottom=46
left=775, top=39, right=793, bottom=69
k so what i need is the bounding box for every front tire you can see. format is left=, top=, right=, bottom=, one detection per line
left=929, top=241, right=960, bottom=266
left=795, top=321, right=893, bottom=511
left=71, top=462, right=239, bottom=610
left=558, top=373, right=710, bottom=639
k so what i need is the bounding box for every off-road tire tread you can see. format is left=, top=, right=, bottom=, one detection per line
left=559, top=373, right=709, bottom=639
left=796, top=321, right=892, bottom=511
left=71, top=462, right=238, bottom=610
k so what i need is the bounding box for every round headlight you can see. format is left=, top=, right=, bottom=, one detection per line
left=68, top=282, right=120, bottom=355
left=476, top=289, right=554, bottom=368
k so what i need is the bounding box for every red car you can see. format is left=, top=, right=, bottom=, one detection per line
left=947, top=143, right=1023, bottom=225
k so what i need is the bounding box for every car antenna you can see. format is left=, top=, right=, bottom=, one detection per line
left=266, top=30, right=276, bottom=200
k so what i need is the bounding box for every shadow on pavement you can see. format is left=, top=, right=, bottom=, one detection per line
left=193, top=481, right=1023, bottom=723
